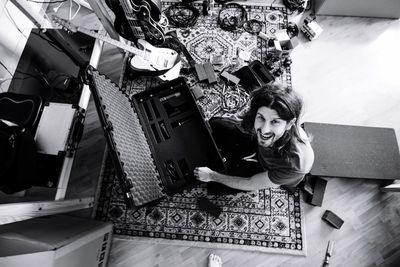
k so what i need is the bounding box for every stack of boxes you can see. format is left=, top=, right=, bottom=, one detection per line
left=262, top=29, right=300, bottom=57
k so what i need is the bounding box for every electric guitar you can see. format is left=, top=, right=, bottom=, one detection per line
left=52, top=16, right=181, bottom=80
left=105, top=0, right=165, bottom=45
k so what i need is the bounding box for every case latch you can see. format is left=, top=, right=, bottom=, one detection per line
left=66, top=107, right=86, bottom=157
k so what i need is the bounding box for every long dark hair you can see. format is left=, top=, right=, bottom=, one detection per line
left=241, top=84, right=306, bottom=158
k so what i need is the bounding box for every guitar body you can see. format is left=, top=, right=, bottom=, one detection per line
left=127, top=60, right=182, bottom=81
left=105, top=0, right=165, bottom=45
left=52, top=15, right=180, bottom=80
left=129, top=39, right=180, bottom=73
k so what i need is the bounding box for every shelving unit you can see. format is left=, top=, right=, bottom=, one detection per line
left=0, top=0, right=105, bottom=225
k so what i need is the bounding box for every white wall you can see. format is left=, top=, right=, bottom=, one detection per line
left=0, top=0, right=46, bottom=92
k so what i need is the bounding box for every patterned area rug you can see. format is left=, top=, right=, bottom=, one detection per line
left=96, top=156, right=306, bottom=255
left=95, top=3, right=306, bottom=256
left=122, top=2, right=292, bottom=119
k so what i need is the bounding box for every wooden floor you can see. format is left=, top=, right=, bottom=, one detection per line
left=64, top=1, right=400, bottom=266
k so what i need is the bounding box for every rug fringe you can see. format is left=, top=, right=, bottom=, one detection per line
left=113, top=234, right=306, bottom=256
left=300, top=194, right=308, bottom=257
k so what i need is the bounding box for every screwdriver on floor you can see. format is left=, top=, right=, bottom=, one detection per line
left=323, top=240, right=334, bottom=267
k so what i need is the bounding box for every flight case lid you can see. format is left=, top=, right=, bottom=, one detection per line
left=85, top=66, right=165, bottom=208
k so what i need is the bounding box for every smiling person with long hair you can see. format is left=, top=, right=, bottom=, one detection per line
left=194, top=84, right=314, bottom=193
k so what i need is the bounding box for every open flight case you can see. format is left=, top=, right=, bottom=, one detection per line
left=85, top=66, right=225, bottom=207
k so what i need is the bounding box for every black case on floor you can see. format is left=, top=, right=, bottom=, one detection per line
left=0, top=92, right=43, bottom=194
left=86, top=66, right=225, bottom=207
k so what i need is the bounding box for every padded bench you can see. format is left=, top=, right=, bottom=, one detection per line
left=300, top=122, right=400, bottom=205
left=303, top=122, right=400, bottom=180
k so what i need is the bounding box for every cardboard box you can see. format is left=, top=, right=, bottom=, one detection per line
left=274, top=29, right=290, bottom=46
left=0, top=215, right=113, bottom=267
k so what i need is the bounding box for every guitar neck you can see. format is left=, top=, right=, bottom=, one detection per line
left=119, top=0, right=145, bottom=38
left=76, top=26, right=143, bottom=56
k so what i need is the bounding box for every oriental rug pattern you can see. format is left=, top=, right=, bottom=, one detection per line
left=122, top=2, right=292, bottom=119
left=95, top=156, right=306, bottom=255
left=95, top=3, right=306, bottom=255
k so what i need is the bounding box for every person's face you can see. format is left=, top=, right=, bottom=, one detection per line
left=254, top=106, right=294, bottom=148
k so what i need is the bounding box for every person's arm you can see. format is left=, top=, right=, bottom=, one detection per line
left=194, top=167, right=280, bottom=191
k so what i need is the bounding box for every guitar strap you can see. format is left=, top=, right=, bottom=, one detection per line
left=163, top=32, right=196, bottom=73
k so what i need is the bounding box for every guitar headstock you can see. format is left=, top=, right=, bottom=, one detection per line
left=51, top=15, right=78, bottom=33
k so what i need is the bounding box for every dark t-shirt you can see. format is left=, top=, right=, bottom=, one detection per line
left=257, top=130, right=314, bottom=187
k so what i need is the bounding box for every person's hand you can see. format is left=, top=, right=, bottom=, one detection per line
left=194, top=167, right=215, bottom=183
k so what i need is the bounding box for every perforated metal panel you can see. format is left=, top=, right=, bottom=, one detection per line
left=88, top=69, right=165, bottom=206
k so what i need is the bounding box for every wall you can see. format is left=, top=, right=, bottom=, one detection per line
left=0, top=0, right=45, bottom=92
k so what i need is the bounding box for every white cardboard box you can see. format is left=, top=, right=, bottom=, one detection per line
left=0, top=215, right=113, bottom=267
